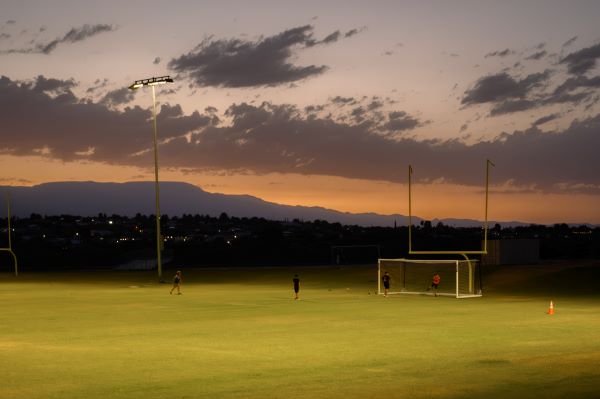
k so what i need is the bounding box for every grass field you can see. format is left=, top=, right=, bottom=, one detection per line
left=1, top=261, right=599, bottom=398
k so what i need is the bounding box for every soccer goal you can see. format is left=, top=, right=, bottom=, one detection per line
left=377, top=258, right=482, bottom=298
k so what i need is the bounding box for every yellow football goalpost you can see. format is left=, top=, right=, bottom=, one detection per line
left=1, top=192, right=18, bottom=276
left=408, top=159, right=495, bottom=258
left=378, top=160, right=494, bottom=298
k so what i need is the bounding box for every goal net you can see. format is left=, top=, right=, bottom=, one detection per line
left=378, top=258, right=482, bottom=298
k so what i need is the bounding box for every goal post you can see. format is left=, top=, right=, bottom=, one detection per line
left=1, top=192, right=18, bottom=276
left=377, top=258, right=482, bottom=298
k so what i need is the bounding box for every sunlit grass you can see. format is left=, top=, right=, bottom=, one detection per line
left=1, top=263, right=599, bottom=398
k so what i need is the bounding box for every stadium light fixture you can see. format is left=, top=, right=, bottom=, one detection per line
left=128, top=76, right=174, bottom=281
left=128, top=76, right=174, bottom=90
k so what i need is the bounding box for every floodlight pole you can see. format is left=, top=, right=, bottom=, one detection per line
left=150, top=84, right=163, bottom=281
left=408, top=165, right=413, bottom=254
left=483, top=159, right=495, bottom=254
left=129, top=76, right=174, bottom=282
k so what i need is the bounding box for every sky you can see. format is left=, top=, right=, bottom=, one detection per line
left=1, top=0, right=599, bottom=224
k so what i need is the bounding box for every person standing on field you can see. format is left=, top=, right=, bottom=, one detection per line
left=170, top=270, right=182, bottom=295
left=382, top=271, right=391, bottom=297
left=293, top=274, right=300, bottom=300
left=431, top=272, right=440, bottom=297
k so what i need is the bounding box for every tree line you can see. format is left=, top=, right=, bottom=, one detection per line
left=0, top=213, right=598, bottom=271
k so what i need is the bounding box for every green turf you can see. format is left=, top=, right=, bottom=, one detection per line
left=1, top=262, right=599, bottom=398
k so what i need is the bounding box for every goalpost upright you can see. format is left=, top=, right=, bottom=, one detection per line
left=1, top=192, right=18, bottom=276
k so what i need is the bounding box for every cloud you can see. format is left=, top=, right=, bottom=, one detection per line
left=553, top=75, right=600, bottom=95
left=31, top=75, right=77, bottom=92
left=532, top=113, right=559, bottom=126
left=525, top=50, right=547, bottom=60
left=168, top=25, right=352, bottom=88
left=155, top=103, right=600, bottom=193
left=153, top=57, right=161, bottom=65
left=1, top=24, right=116, bottom=55
left=0, top=75, right=212, bottom=164
left=331, top=96, right=356, bottom=105
left=484, top=48, right=514, bottom=58
left=344, top=29, right=359, bottom=38
left=462, top=67, right=599, bottom=116
left=85, top=78, right=109, bottom=94
left=384, top=111, right=420, bottom=132
left=461, top=71, right=550, bottom=105
left=0, top=33, right=10, bottom=40
left=306, top=30, right=340, bottom=46
left=3, top=74, right=599, bottom=194
left=562, top=36, right=578, bottom=48
left=489, top=99, right=537, bottom=116
left=560, top=43, right=600, bottom=75
left=101, top=87, right=136, bottom=106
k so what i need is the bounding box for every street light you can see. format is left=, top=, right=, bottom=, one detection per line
left=128, top=75, right=174, bottom=281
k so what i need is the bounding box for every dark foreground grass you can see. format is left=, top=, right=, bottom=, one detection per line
left=1, top=261, right=599, bottom=398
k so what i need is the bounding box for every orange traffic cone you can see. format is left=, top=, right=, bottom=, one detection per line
left=547, top=300, right=555, bottom=315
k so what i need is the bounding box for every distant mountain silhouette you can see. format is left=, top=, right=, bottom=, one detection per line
left=1, top=181, right=522, bottom=227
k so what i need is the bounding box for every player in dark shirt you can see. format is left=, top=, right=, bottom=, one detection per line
left=382, top=271, right=390, bottom=297
left=170, top=270, right=182, bottom=295
left=293, top=274, right=300, bottom=300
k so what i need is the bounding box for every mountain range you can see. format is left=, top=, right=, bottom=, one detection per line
left=1, top=181, right=527, bottom=227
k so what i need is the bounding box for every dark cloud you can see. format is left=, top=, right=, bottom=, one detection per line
left=31, top=75, right=77, bottom=95
left=3, top=75, right=598, bottom=193
left=307, top=30, right=340, bottom=46
left=101, top=87, right=136, bottom=106
left=0, top=33, right=10, bottom=40
left=553, top=75, right=600, bottom=95
left=62, top=24, right=114, bottom=43
left=168, top=25, right=351, bottom=88
left=525, top=50, right=547, bottom=60
left=153, top=57, right=161, bottom=65
left=304, top=104, right=324, bottom=114
left=344, top=29, right=359, bottom=38
left=1, top=24, right=116, bottom=55
left=489, top=99, right=536, bottom=116
left=367, top=99, right=384, bottom=110
left=6, top=20, right=16, bottom=25
left=331, top=96, right=356, bottom=105
left=462, top=71, right=550, bottom=105
left=86, top=78, right=109, bottom=94
left=344, top=26, right=366, bottom=38
left=484, top=48, right=514, bottom=58
left=532, top=113, right=559, bottom=126
left=562, top=36, right=578, bottom=48
left=462, top=67, right=599, bottom=116
left=384, top=111, right=420, bottom=132
left=0, top=75, right=212, bottom=164
left=560, top=43, right=600, bottom=75
left=156, top=103, right=600, bottom=193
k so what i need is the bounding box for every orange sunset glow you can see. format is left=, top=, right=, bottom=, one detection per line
left=1, top=2, right=599, bottom=224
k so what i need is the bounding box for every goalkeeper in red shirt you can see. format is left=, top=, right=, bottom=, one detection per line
left=431, top=272, right=441, bottom=297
